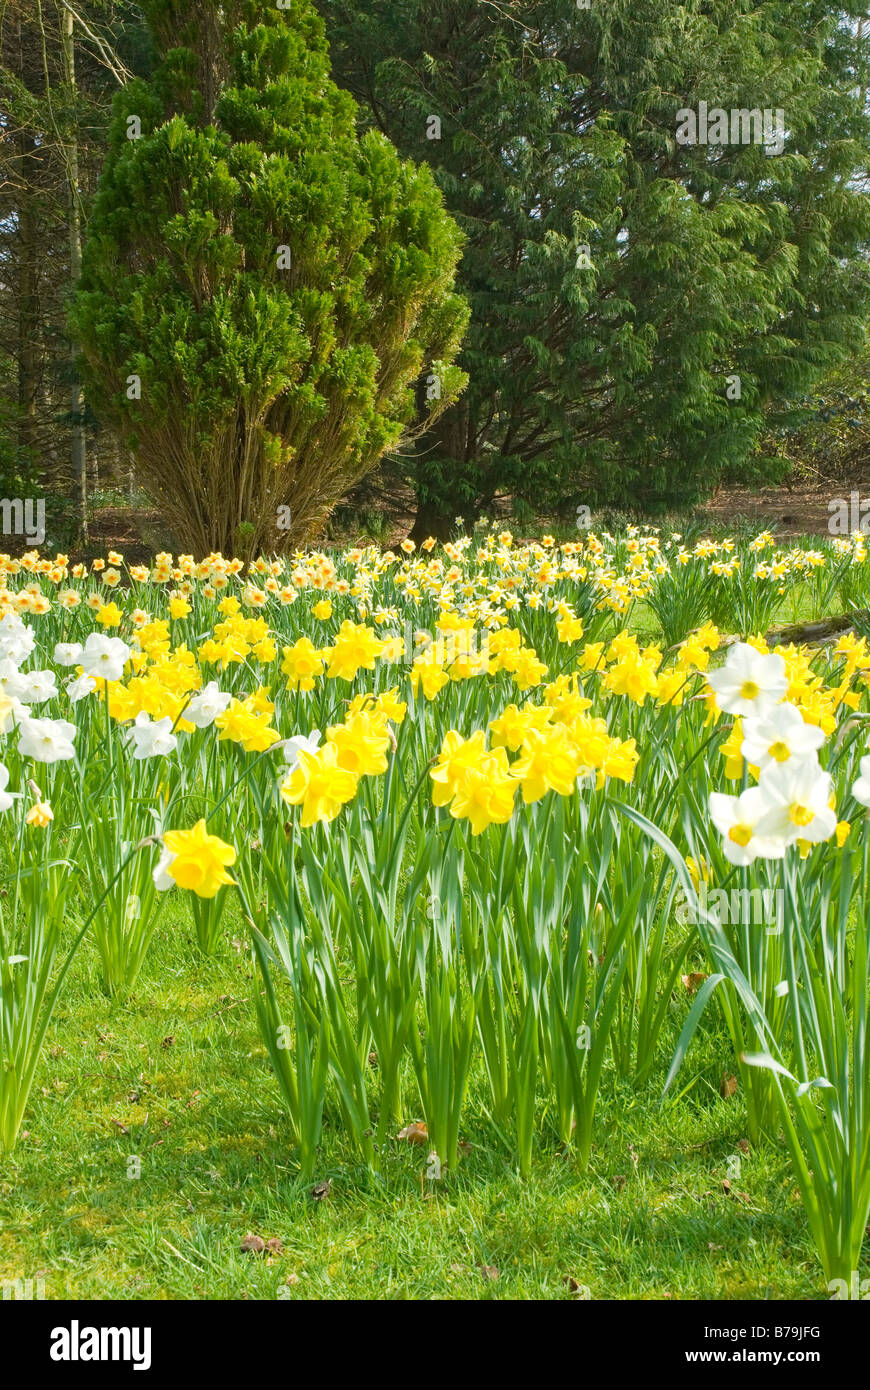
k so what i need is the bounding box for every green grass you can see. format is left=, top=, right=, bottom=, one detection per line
left=0, top=900, right=842, bottom=1301
left=3, top=552, right=866, bottom=1301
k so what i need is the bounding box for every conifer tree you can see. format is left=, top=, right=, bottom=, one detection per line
left=321, top=0, right=870, bottom=536
left=70, top=0, right=467, bottom=555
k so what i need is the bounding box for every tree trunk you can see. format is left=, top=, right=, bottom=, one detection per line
left=15, top=12, right=39, bottom=468
left=408, top=494, right=455, bottom=545
left=60, top=1, right=88, bottom=543
left=408, top=401, right=472, bottom=544
left=16, top=136, right=39, bottom=464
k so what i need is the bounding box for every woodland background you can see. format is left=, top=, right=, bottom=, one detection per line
left=5, top=1, right=870, bottom=554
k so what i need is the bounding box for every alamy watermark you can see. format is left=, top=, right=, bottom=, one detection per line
left=2, top=1275, right=46, bottom=1300
left=0, top=497, right=45, bottom=546
left=828, top=491, right=870, bottom=536
left=50, top=1322, right=152, bottom=1370
left=828, top=1271, right=870, bottom=1299
left=676, top=883, right=784, bottom=935
left=676, top=102, right=785, bottom=156
left=381, top=617, right=490, bottom=668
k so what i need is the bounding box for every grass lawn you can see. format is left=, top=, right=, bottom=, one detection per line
left=2, top=541, right=867, bottom=1302
left=0, top=899, right=838, bottom=1301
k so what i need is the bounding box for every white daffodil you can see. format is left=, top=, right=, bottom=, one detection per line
left=80, top=632, right=131, bottom=683
left=67, top=674, right=96, bottom=702
left=152, top=845, right=176, bottom=892
left=706, top=642, right=788, bottom=718
left=0, top=658, right=26, bottom=701
left=852, top=755, right=870, bottom=807
left=0, top=690, right=23, bottom=732
left=754, top=758, right=837, bottom=846
left=709, top=786, right=786, bottom=865
left=17, top=716, right=77, bottom=764
left=53, top=641, right=83, bottom=668
left=741, top=702, right=825, bottom=771
left=126, top=712, right=178, bottom=761
left=184, top=681, right=232, bottom=729
left=15, top=668, right=59, bottom=706
left=0, top=762, right=19, bottom=812
left=0, top=613, right=35, bottom=667
left=283, top=729, right=321, bottom=770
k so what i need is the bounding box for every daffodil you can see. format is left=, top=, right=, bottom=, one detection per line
left=753, top=758, right=837, bottom=847
left=280, top=637, right=325, bottom=692
left=511, top=726, right=582, bottom=803
left=853, top=755, right=870, bottom=807
left=156, top=820, right=236, bottom=898
left=325, top=620, right=384, bottom=681
left=17, top=716, right=76, bottom=764
left=410, top=654, right=449, bottom=701
left=448, top=748, right=517, bottom=835
left=709, top=787, right=784, bottom=866
left=430, top=730, right=488, bottom=808
left=280, top=742, right=359, bottom=827
left=326, top=712, right=390, bottom=777
left=706, top=642, right=788, bottom=718
left=214, top=698, right=280, bottom=753
left=741, top=704, right=825, bottom=771
left=0, top=762, right=19, bottom=812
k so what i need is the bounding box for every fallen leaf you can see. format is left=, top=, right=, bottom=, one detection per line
left=681, top=972, right=707, bottom=994
left=721, top=1178, right=732, bottom=1195
left=563, top=1276, right=591, bottom=1298
left=240, top=1234, right=265, bottom=1254
left=397, top=1121, right=428, bottom=1145
left=720, top=1073, right=738, bottom=1099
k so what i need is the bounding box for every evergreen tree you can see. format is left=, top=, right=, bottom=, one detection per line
left=70, top=0, right=467, bottom=556
left=0, top=0, right=150, bottom=528
left=320, top=0, right=870, bottom=537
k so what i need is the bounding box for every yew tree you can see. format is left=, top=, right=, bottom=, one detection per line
left=70, top=0, right=467, bottom=555
left=321, top=0, right=870, bottom=537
